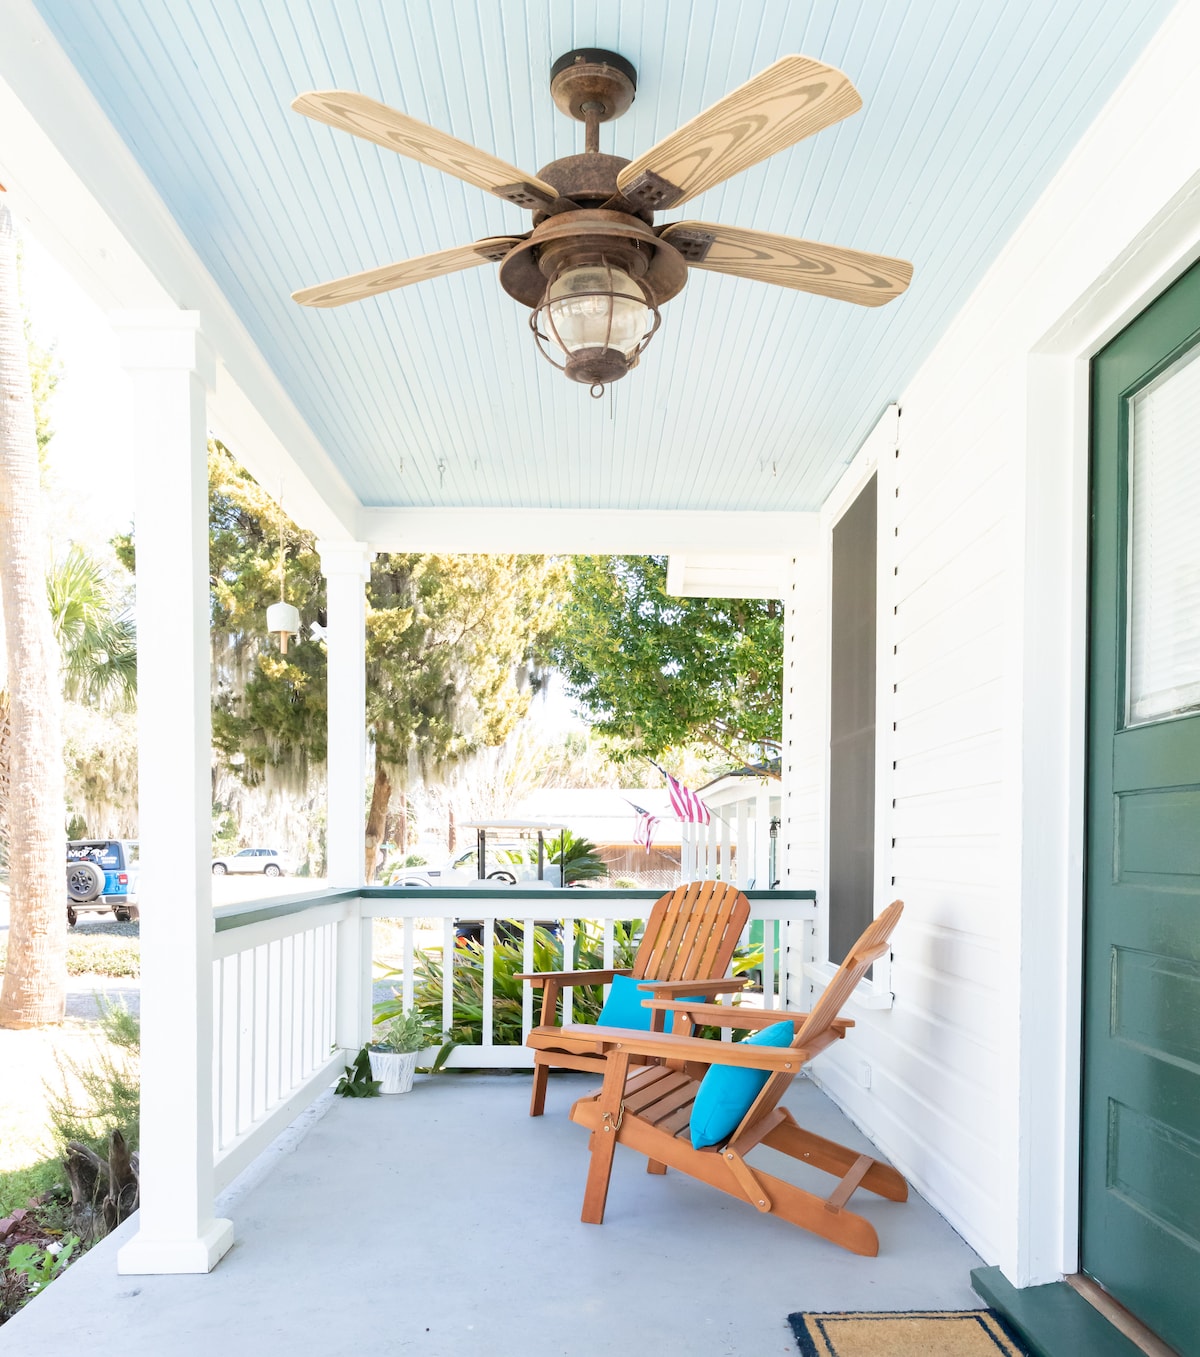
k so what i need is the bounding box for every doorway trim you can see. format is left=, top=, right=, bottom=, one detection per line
left=1016, top=170, right=1200, bottom=1287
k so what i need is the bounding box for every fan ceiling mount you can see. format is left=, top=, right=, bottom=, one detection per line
left=292, top=49, right=913, bottom=396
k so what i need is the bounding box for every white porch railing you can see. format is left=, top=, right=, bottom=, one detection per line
left=208, top=888, right=817, bottom=1181
left=211, top=895, right=353, bottom=1192
left=361, top=888, right=819, bottom=1069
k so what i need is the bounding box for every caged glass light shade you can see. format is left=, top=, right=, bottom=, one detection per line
left=532, top=257, right=660, bottom=395
left=546, top=263, right=651, bottom=358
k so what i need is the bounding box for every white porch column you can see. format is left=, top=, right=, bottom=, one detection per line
left=720, top=814, right=731, bottom=886
left=112, top=311, right=232, bottom=1275
left=755, top=782, right=772, bottom=888
left=736, top=802, right=750, bottom=887
left=317, top=541, right=373, bottom=1052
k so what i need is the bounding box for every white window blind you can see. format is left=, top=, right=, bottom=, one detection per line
left=1128, top=345, right=1200, bottom=725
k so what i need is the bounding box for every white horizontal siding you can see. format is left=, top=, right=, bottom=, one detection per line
left=784, top=1, right=1200, bottom=1283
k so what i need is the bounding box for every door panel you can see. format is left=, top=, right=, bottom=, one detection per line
left=1084, top=258, right=1200, bottom=1357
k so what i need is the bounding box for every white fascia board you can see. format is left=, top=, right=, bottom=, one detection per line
left=0, top=0, right=360, bottom=544
left=666, top=553, right=790, bottom=599
left=361, top=507, right=818, bottom=557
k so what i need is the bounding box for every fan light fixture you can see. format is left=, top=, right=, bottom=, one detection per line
left=291, top=49, right=914, bottom=400
left=531, top=257, right=659, bottom=396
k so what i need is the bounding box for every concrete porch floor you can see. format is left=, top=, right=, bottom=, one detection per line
left=4, top=1071, right=984, bottom=1356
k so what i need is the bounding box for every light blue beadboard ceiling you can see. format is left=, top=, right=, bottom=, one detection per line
left=35, top=0, right=1173, bottom=513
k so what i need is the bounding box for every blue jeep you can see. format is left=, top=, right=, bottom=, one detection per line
left=66, top=839, right=140, bottom=926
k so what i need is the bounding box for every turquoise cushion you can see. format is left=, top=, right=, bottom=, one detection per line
left=689, top=1020, right=797, bottom=1149
left=595, top=974, right=705, bottom=1030
left=595, top=974, right=656, bottom=1029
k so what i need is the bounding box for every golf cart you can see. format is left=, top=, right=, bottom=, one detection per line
left=454, top=819, right=567, bottom=945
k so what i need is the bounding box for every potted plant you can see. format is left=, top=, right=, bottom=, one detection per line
left=367, top=1009, right=444, bottom=1094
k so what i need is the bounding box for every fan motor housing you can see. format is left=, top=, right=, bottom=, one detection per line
left=536, top=153, right=631, bottom=210
left=497, top=210, right=688, bottom=310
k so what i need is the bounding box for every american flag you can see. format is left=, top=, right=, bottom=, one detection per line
left=665, top=770, right=711, bottom=825
left=628, top=801, right=659, bottom=854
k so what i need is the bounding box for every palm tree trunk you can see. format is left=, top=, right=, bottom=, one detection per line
left=364, top=761, right=391, bottom=882
left=0, top=199, right=66, bottom=1028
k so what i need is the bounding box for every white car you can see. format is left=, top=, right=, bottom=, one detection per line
left=211, top=847, right=291, bottom=877
left=387, top=843, right=526, bottom=887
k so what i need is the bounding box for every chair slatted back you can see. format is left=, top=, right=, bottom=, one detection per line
left=633, top=881, right=751, bottom=984
left=727, top=901, right=904, bottom=1144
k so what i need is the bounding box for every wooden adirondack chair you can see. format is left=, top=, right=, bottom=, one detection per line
left=563, top=900, right=906, bottom=1256
left=521, top=880, right=751, bottom=1117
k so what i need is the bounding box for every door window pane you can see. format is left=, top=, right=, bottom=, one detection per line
left=1127, top=346, right=1200, bottom=725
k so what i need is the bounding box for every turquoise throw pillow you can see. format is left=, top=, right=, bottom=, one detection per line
left=689, top=1020, right=797, bottom=1148
left=595, top=975, right=705, bottom=1030
left=595, top=974, right=655, bottom=1029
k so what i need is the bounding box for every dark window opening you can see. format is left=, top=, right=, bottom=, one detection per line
left=829, top=475, right=877, bottom=965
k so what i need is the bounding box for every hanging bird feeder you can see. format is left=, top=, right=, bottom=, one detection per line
left=267, top=492, right=301, bottom=653
left=267, top=599, right=300, bottom=653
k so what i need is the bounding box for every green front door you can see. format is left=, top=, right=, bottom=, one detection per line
left=1084, top=259, right=1200, bottom=1356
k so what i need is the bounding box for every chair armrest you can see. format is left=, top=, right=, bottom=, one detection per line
left=516, top=968, right=632, bottom=987
left=641, top=1000, right=852, bottom=1035
left=557, top=1024, right=815, bottom=1072
left=636, top=978, right=746, bottom=997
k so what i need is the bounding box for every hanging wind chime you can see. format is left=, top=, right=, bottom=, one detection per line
left=265, top=493, right=300, bottom=653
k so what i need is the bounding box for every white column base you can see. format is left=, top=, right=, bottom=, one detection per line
left=117, top=1217, right=234, bottom=1275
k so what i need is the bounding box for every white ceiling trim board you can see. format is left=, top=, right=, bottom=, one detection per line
left=361, top=507, right=818, bottom=556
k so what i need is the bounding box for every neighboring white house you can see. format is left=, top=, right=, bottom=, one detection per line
left=1, top=2, right=1197, bottom=1353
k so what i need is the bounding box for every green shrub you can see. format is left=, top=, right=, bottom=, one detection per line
left=65, top=937, right=140, bottom=977
left=0, top=1160, right=63, bottom=1218
left=1, top=935, right=143, bottom=978
left=43, top=999, right=140, bottom=1159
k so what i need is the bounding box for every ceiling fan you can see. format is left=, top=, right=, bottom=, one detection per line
left=291, top=49, right=912, bottom=397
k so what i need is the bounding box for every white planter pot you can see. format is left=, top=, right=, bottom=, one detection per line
left=368, top=1048, right=419, bottom=1094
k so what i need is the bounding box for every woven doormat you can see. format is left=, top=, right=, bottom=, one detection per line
left=788, top=1309, right=1030, bottom=1356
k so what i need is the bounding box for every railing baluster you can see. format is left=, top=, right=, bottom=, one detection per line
left=521, top=919, right=535, bottom=1040
left=304, top=928, right=316, bottom=1076
left=402, top=915, right=414, bottom=1015
left=266, top=939, right=280, bottom=1106
left=482, top=916, right=495, bottom=1047
left=253, top=944, right=267, bottom=1121
left=212, top=959, right=223, bottom=1154
left=222, top=954, right=240, bottom=1140
left=327, top=922, right=337, bottom=1053
left=284, top=932, right=294, bottom=1087
left=295, top=932, right=304, bottom=1078
left=442, top=917, right=455, bottom=1038
left=312, top=925, right=324, bottom=1070
left=562, top=916, right=575, bottom=1026
left=762, top=916, right=776, bottom=1011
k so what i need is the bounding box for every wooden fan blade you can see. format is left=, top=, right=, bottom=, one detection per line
left=660, top=222, right=912, bottom=307
left=293, top=90, right=559, bottom=211
left=617, top=56, right=861, bottom=212
left=292, top=237, right=521, bottom=308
